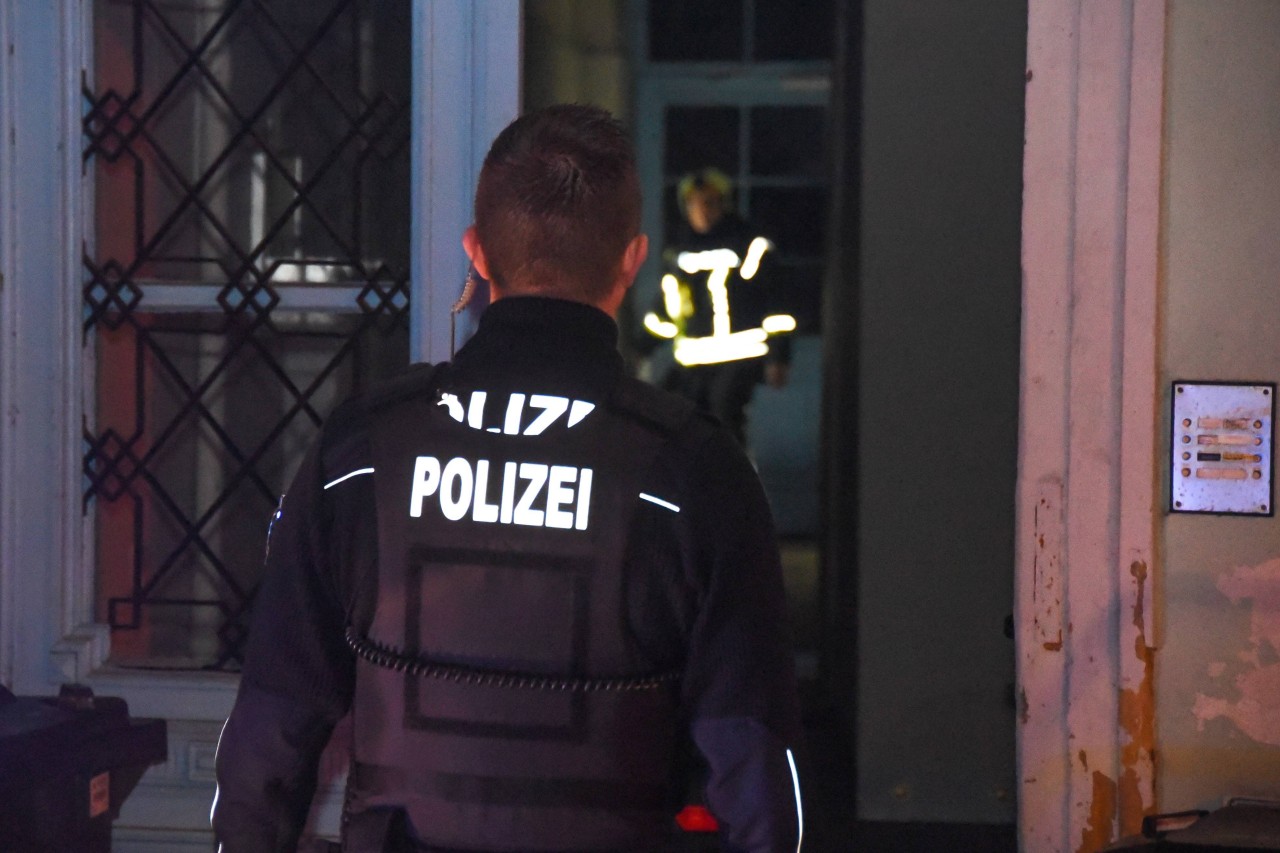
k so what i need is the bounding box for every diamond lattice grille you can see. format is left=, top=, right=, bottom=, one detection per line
left=84, top=0, right=410, bottom=669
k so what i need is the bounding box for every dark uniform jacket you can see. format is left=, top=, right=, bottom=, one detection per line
left=212, top=296, right=803, bottom=852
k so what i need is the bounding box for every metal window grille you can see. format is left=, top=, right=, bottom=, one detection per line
left=83, top=0, right=410, bottom=670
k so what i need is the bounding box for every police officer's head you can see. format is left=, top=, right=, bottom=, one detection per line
left=464, top=105, right=648, bottom=317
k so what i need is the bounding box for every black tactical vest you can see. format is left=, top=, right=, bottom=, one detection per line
left=347, top=367, right=694, bottom=852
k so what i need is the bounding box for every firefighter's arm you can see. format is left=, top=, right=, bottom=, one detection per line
left=213, top=436, right=356, bottom=851
left=682, top=433, right=805, bottom=853
left=747, top=230, right=793, bottom=382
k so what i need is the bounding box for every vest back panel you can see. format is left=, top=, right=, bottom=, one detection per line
left=351, top=376, right=688, bottom=851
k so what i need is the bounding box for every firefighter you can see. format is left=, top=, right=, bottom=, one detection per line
left=642, top=169, right=795, bottom=445
left=212, top=105, right=803, bottom=853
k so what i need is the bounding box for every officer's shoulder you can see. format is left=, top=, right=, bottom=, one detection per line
left=361, top=362, right=443, bottom=413
left=609, top=376, right=717, bottom=437
left=321, top=362, right=441, bottom=448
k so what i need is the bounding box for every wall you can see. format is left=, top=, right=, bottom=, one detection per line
left=853, top=0, right=1025, bottom=823
left=1158, top=0, right=1280, bottom=811
left=522, top=0, right=629, bottom=116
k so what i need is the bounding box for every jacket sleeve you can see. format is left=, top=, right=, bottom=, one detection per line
left=681, top=432, right=805, bottom=853
left=212, top=431, right=357, bottom=851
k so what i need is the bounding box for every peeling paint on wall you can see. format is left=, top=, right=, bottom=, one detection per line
left=1077, top=770, right=1118, bottom=853
left=1192, top=558, right=1280, bottom=747
left=1034, top=482, right=1064, bottom=651
left=1118, top=560, right=1156, bottom=836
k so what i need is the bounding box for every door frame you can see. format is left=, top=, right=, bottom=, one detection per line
left=1016, top=1, right=1166, bottom=849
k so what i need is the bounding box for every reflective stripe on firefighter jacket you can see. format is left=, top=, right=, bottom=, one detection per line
left=643, top=234, right=796, bottom=367
left=347, top=366, right=696, bottom=851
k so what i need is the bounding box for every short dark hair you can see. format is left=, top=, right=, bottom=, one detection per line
left=474, top=104, right=641, bottom=303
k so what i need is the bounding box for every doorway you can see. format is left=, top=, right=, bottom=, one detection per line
left=523, top=0, right=1024, bottom=849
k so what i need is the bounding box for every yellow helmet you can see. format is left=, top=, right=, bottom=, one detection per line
left=676, top=168, right=732, bottom=214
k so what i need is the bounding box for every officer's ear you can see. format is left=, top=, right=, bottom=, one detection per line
left=462, top=226, right=492, bottom=282
left=618, top=233, right=648, bottom=290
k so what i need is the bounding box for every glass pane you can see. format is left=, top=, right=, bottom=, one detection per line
left=748, top=186, right=827, bottom=259
left=92, top=312, right=407, bottom=669
left=89, top=0, right=411, bottom=286
left=648, top=0, right=744, bottom=62
left=753, top=0, right=835, bottom=61
left=750, top=106, right=828, bottom=178
left=87, top=0, right=411, bottom=670
left=664, top=106, right=741, bottom=177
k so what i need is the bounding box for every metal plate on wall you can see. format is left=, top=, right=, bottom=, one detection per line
left=1171, top=381, right=1275, bottom=515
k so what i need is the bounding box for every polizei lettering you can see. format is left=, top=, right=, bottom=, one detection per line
left=409, top=456, right=593, bottom=531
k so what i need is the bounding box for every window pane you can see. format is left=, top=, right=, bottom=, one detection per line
left=93, top=312, right=407, bottom=669
left=87, top=0, right=411, bottom=669
left=753, top=0, right=835, bottom=61
left=748, top=186, right=827, bottom=259
left=750, top=106, right=828, bottom=178
left=664, top=106, right=741, bottom=177
left=89, top=0, right=411, bottom=286
left=648, top=0, right=744, bottom=62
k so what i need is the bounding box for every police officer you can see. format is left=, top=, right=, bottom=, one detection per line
left=642, top=169, right=795, bottom=445
left=212, top=105, right=803, bottom=853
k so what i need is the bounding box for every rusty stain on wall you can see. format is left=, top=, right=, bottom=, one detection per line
left=1077, top=770, right=1118, bottom=853
left=1118, top=560, right=1156, bottom=837
left=1192, top=557, right=1280, bottom=746
left=1034, top=484, right=1064, bottom=651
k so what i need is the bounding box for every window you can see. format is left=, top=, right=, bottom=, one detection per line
left=83, top=0, right=411, bottom=669
left=647, top=0, right=835, bottom=63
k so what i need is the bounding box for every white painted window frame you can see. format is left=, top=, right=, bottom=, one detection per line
left=1017, top=1, right=1165, bottom=851
left=0, top=0, right=518, bottom=843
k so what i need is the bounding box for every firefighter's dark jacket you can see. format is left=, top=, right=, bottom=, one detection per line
left=212, top=296, right=804, bottom=852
